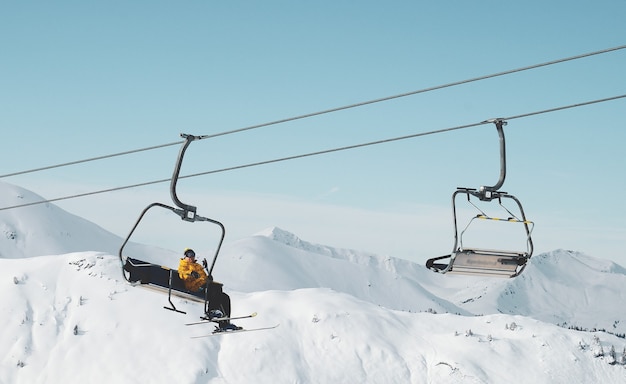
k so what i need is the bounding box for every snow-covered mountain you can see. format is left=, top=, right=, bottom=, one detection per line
left=0, top=182, right=122, bottom=259
left=1, top=181, right=625, bottom=383
left=216, top=227, right=626, bottom=336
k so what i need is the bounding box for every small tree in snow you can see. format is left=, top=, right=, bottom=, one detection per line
left=594, top=346, right=605, bottom=358
left=608, top=345, right=617, bottom=365
left=592, top=335, right=604, bottom=358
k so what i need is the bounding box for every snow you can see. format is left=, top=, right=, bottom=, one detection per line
left=2, top=180, right=626, bottom=383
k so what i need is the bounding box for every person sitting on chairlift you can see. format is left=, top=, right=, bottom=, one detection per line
left=178, top=248, right=241, bottom=331
left=178, top=248, right=208, bottom=291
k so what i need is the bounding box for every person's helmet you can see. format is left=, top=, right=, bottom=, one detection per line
left=184, top=248, right=196, bottom=258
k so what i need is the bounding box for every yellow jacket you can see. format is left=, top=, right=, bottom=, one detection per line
left=178, top=258, right=208, bottom=291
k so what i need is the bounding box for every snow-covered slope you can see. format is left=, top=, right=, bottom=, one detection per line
left=495, top=249, right=626, bottom=333
left=2, top=252, right=625, bottom=384
left=2, top=181, right=626, bottom=383
left=216, top=227, right=469, bottom=315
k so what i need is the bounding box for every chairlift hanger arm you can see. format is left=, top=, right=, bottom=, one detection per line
left=170, top=135, right=227, bottom=277
left=170, top=133, right=208, bottom=221
left=470, top=118, right=507, bottom=201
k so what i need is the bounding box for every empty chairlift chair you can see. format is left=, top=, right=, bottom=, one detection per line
left=425, top=119, right=534, bottom=278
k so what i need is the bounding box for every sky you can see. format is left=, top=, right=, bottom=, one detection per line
left=1, top=1, right=625, bottom=266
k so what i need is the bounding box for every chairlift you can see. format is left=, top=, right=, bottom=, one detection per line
left=119, top=133, right=224, bottom=314
left=426, top=119, right=534, bottom=278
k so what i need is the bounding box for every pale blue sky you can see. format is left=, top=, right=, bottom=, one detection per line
left=1, top=1, right=625, bottom=266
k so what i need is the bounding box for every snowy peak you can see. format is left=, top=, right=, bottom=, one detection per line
left=256, top=226, right=385, bottom=265
left=0, top=181, right=122, bottom=259
left=532, top=249, right=626, bottom=275
left=255, top=226, right=306, bottom=247
left=0, top=181, right=42, bottom=205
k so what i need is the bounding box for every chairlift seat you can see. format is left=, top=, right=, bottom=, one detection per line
left=444, top=248, right=528, bottom=278
left=124, top=257, right=206, bottom=301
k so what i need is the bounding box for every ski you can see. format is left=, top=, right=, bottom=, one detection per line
left=185, top=312, right=257, bottom=326
left=191, top=324, right=280, bottom=338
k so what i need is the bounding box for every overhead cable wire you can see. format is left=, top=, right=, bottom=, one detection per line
left=193, top=44, right=626, bottom=140
left=504, top=94, right=626, bottom=120
left=2, top=93, right=624, bottom=212
left=0, top=141, right=185, bottom=178
left=2, top=44, right=625, bottom=179
left=182, top=94, right=626, bottom=177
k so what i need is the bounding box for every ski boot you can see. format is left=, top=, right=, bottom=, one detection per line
left=218, top=321, right=243, bottom=332
left=207, top=309, right=224, bottom=321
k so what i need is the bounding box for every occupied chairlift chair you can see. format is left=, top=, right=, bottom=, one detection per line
left=119, top=133, right=225, bottom=314
left=426, top=119, right=534, bottom=278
